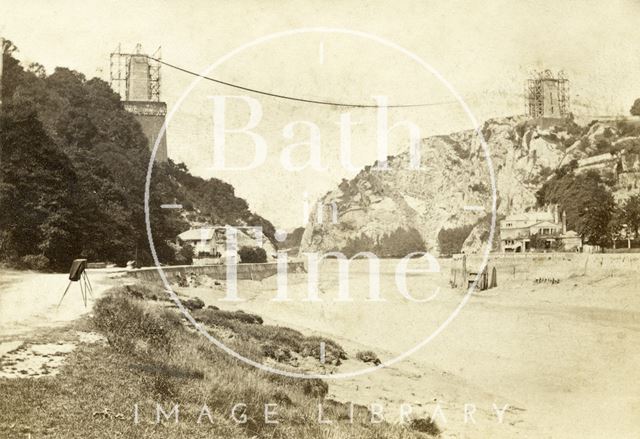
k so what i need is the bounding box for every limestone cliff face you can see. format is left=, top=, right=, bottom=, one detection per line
left=300, top=116, right=594, bottom=256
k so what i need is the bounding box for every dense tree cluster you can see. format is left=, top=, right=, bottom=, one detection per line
left=437, top=224, right=474, bottom=256
left=278, top=226, right=305, bottom=252
left=0, top=40, right=273, bottom=271
left=621, top=194, right=640, bottom=238
left=535, top=166, right=636, bottom=247
left=169, top=162, right=275, bottom=241
left=630, top=98, right=640, bottom=117
left=341, top=227, right=426, bottom=258
left=238, top=246, right=267, bottom=263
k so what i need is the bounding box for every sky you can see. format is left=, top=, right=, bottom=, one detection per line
left=3, top=0, right=640, bottom=229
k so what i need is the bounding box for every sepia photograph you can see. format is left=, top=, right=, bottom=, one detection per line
left=1, top=1, right=640, bottom=437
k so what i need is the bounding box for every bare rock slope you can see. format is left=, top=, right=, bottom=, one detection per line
left=299, top=116, right=640, bottom=256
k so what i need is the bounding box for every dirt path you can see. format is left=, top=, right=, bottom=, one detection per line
left=0, top=269, right=117, bottom=381
left=0, top=269, right=116, bottom=340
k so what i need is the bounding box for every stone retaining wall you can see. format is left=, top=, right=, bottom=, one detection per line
left=127, top=261, right=306, bottom=283
left=454, top=253, right=640, bottom=280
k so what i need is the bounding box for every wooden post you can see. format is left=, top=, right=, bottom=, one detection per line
left=461, top=255, right=467, bottom=290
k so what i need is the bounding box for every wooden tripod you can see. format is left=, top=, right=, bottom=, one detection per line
left=58, top=270, right=94, bottom=308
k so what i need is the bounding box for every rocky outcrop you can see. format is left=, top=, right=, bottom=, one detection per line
left=300, top=115, right=629, bottom=256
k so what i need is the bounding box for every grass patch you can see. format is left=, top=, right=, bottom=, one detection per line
left=0, top=283, right=439, bottom=438
left=195, top=307, right=264, bottom=325
left=192, top=308, right=347, bottom=365
left=93, top=293, right=182, bottom=354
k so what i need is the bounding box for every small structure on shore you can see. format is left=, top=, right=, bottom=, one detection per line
left=449, top=255, right=498, bottom=291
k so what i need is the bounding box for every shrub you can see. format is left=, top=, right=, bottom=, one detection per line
left=616, top=119, right=640, bottom=137
left=451, top=141, right=470, bottom=159
left=578, top=137, right=590, bottom=151
left=470, top=182, right=488, bottom=193
left=563, top=136, right=577, bottom=148
left=630, top=98, right=640, bottom=116
left=194, top=308, right=264, bottom=326
left=271, top=390, right=293, bottom=406
left=302, top=379, right=329, bottom=398
left=321, top=399, right=371, bottom=421
left=182, top=296, right=205, bottom=310
left=151, top=373, right=176, bottom=399
left=194, top=308, right=347, bottom=364
left=566, top=120, right=583, bottom=136
left=262, top=342, right=292, bottom=362
left=356, top=350, right=381, bottom=366
left=175, top=242, right=194, bottom=265
left=238, top=246, right=267, bottom=263
left=115, top=283, right=165, bottom=301
left=20, top=254, right=50, bottom=271
left=595, top=138, right=612, bottom=153
left=410, top=417, right=441, bottom=435
left=93, top=291, right=182, bottom=353
left=304, top=336, right=347, bottom=361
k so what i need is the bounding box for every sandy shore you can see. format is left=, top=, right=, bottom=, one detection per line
left=2, top=259, right=638, bottom=437
left=176, top=257, right=640, bottom=438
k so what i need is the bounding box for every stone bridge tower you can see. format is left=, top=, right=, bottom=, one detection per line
left=110, top=44, right=168, bottom=162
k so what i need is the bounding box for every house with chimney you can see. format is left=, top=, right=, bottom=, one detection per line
left=500, top=205, right=582, bottom=252
left=178, top=225, right=276, bottom=265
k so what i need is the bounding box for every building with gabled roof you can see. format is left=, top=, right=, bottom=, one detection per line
left=178, top=225, right=276, bottom=264
left=500, top=205, right=582, bottom=252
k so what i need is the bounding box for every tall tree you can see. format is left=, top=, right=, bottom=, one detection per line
left=537, top=170, right=615, bottom=246
left=0, top=103, right=80, bottom=269
left=631, top=98, right=640, bottom=116
left=0, top=41, right=276, bottom=270
left=622, top=194, right=640, bottom=238
left=607, top=206, right=625, bottom=248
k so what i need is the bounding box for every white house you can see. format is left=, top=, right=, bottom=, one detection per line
left=500, top=205, right=582, bottom=252
left=178, top=225, right=277, bottom=264
left=178, top=227, right=220, bottom=258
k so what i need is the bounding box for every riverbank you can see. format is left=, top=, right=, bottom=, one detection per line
left=0, top=281, right=437, bottom=438
left=2, top=256, right=639, bottom=438
left=175, top=257, right=640, bottom=438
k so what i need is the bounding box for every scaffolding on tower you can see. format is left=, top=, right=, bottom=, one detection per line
left=109, top=43, right=162, bottom=102
left=525, top=69, right=570, bottom=118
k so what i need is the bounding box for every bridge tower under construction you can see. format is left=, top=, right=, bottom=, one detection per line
left=110, top=44, right=168, bottom=162
left=525, top=70, right=570, bottom=119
